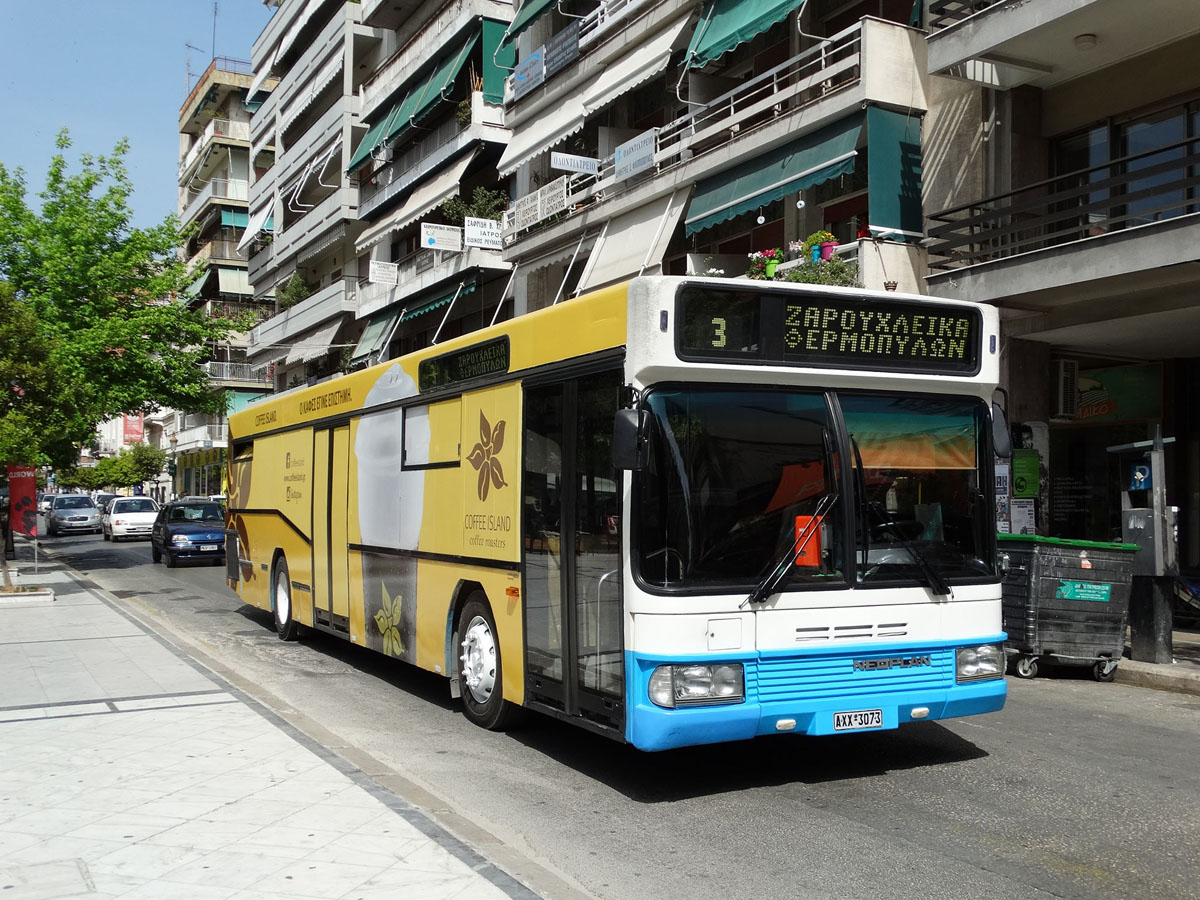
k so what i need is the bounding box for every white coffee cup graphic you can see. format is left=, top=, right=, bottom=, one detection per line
left=356, top=364, right=426, bottom=548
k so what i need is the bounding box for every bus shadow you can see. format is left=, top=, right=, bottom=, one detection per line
left=508, top=717, right=988, bottom=802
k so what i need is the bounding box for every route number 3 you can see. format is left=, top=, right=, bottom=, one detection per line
left=711, top=316, right=726, bottom=348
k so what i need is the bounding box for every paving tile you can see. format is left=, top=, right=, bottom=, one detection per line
left=66, top=812, right=186, bottom=844
left=245, top=858, right=390, bottom=899
left=142, top=818, right=260, bottom=852
left=155, top=849, right=293, bottom=891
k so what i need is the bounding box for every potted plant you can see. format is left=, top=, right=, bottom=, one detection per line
left=803, top=230, right=838, bottom=262
left=746, top=248, right=782, bottom=279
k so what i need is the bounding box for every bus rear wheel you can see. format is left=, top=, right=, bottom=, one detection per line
left=457, top=595, right=516, bottom=730
left=273, top=555, right=300, bottom=641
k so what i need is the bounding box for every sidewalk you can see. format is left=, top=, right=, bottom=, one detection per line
left=0, top=543, right=542, bottom=900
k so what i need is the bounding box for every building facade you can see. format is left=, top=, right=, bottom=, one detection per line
left=238, top=0, right=1200, bottom=583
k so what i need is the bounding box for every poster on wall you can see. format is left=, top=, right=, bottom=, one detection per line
left=123, top=413, right=144, bottom=443
left=995, top=461, right=1011, bottom=533
left=1011, top=448, right=1039, bottom=499
left=1011, top=498, right=1037, bottom=535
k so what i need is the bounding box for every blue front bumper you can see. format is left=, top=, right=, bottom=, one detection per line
left=625, top=639, right=1007, bottom=752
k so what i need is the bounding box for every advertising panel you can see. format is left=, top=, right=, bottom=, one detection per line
left=464, top=217, right=503, bottom=250
left=420, top=223, right=463, bottom=252
left=6, top=464, right=37, bottom=537
left=123, top=413, right=144, bottom=443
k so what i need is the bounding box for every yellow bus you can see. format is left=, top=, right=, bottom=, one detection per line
left=226, top=276, right=1010, bottom=751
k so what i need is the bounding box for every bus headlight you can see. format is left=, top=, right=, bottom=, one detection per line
left=956, top=644, right=1005, bottom=682
left=648, top=663, right=744, bottom=708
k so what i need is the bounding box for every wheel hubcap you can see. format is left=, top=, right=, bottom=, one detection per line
left=275, top=571, right=290, bottom=625
left=460, top=615, right=496, bottom=704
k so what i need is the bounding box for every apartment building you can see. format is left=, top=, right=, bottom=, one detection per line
left=244, top=0, right=372, bottom=390
left=497, top=0, right=928, bottom=311
left=174, top=56, right=277, bottom=497
left=918, top=0, right=1200, bottom=565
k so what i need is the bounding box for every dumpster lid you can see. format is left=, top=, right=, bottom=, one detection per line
left=996, top=533, right=1140, bottom=552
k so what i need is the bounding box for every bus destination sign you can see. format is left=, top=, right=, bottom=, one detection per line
left=677, top=287, right=981, bottom=375
left=419, top=337, right=510, bottom=392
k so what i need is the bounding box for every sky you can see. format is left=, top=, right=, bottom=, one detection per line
left=0, top=1, right=277, bottom=230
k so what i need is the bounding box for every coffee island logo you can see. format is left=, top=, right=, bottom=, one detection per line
left=373, top=585, right=404, bottom=657
left=467, top=411, right=508, bottom=501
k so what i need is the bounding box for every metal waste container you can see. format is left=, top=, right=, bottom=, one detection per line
left=997, top=535, right=1138, bottom=682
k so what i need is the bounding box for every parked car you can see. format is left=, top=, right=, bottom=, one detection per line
left=102, top=496, right=160, bottom=542
left=150, top=500, right=227, bottom=567
left=37, top=493, right=53, bottom=513
left=46, top=494, right=101, bottom=536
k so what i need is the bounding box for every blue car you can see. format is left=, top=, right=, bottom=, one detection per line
left=150, top=500, right=227, bottom=567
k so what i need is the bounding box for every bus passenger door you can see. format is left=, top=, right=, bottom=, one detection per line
left=312, top=431, right=332, bottom=619
left=330, top=426, right=350, bottom=623
left=523, top=369, right=624, bottom=734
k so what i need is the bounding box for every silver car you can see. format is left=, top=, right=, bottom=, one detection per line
left=47, top=494, right=102, bottom=536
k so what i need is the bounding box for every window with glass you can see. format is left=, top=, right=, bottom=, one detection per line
left=634, top=387, right=995, bottom=593
left=841, top=394, right=993, bottom=586
left=635, top=387, right=843, bottom=590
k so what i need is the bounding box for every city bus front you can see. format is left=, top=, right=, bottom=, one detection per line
left=619, top=278, right=1008, bottom=751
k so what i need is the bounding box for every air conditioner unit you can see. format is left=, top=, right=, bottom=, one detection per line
left=1053, top=359, right=1080, bottom=418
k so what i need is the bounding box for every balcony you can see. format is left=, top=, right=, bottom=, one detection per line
left=175, top=423, right=228, bottom=453
left=179, top=118, right=252, bottom=179
left=926, top=135, right=1200, bottom=272
left=356, top=246, right=510, bottom=319
left=182, top=179, right=249, bottom=228
left=203, top=361, right=271, bottom=385
left=924, top=0, right=1200, bottom=90
left=358, top=95, right=508, bottom=219
left=503, top=18, right=923, bottom=253
left=188, top=240, right=243, bottom=267
left=248, top=277, right=357, bottom=359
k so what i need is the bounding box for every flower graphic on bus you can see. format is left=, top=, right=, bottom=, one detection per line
left=466, top=411, right=507, bottom=502
left=373, top=585, right=405, bottom=657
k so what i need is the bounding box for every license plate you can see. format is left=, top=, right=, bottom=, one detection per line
left=834, top=709, right=883, bottom=731
left=199, top=544, right=219, bottom=551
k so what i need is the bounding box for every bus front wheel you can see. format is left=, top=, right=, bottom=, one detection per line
left=273, top=555, right=300, bottom=641
left=457, top=595, right=516, bottom=731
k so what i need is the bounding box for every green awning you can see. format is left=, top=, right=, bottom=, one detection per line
left=685, top=0, right=805, bottom=69
left=686, top=113, right=863, bottom=235
left=483, top=19, right=516, bottom=104
left=866, top=107, right=923, bottom=240
left=349, top=309, right=400, bottom=365
left=263, top=216, right=275, bottom=232
left=498, top=0, right=556, bottom=53
left=347, top=104, right=404, bottom=174
left=400, top=281, right=476, bottom=322
left=184, top=270, right=210, bottom=299
left=413, top=33, right=480, bottom=125
left=221, top=210, right=249, bottom=228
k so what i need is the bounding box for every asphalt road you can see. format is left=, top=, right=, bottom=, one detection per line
left=40, top=523, right=1200, bottom=900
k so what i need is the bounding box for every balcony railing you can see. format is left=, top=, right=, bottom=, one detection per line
left=504, top=22, right=863, bottom=240
left=922, top=1, right=1001, bottom=30
left=359, top=116, right=470, bottom=215
left=176, top=423, right=228, bottom=449
left=189, top=239, right=243, bottom=265
left=183, top=178, right=250, bottom=225
left=179, top=118, right=252, bottom=176
left=203, top=361, right=270, bottom=383
left=926, top=136, right=1200, bottom=270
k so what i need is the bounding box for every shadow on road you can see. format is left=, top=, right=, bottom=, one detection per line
left=505, top=712, right=988, bottom=801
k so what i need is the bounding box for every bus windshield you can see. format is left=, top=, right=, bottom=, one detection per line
left=634, top=387, right=994, bottom=591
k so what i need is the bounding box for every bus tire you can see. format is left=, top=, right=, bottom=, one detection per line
left=273, top=555, right=300, bottom=641
left=457, top=594, right=517, bottom=731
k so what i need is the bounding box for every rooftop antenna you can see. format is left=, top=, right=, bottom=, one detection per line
left=212, top=1, right=219, bottom=60
left=185, top=42, right=205, bottom=92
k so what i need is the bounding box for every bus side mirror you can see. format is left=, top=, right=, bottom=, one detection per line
left=992, top=402, right=1012, bottom=459
left=613, top=409, right=649, bottom=471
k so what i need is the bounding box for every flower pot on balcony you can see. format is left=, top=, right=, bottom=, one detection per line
left=765, top=261, right=778, bottom=278
left=820, top=241, right=839, bottom=260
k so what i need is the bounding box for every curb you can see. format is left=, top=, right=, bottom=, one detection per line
left=1113, top=659, right=1200, bottom=696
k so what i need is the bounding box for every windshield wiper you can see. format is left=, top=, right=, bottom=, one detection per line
left=744, top=491, right=838, bottom=606
left=850, top=435, right=951, bottom=597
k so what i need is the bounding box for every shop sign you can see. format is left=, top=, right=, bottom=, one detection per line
left=420, top=223, right=463, bottom=252
left=538, top=176, right=568, bottom=219
left=464, top=217, right=502, bottom=250
left=513, top=191, right=540, bottom=231
left=614, top=129, right=657, bottom=181
left=369, top=259, right=399, bottom=286
left=1074, top=363, right=1162, bottom=423
left=544, top=21, right=580, bottom=78
left=513, top=48, right=544, bottom=101
left=551, top=152, right=599, bottom=175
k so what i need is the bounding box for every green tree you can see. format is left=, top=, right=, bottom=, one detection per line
left=0, top=131, right=242, bottom=467
left=441, top=187, right=509, bottom=226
